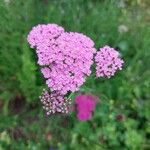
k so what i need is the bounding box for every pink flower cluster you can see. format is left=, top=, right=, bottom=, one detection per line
left=95, top=45, right=124, bottom=78
left=27, top=24, right=96, bottom=94
left=75, top=95, right=97, bottom=121
left=40, top=89, right=71, bottom=115
left=27, top=23, right=124, bottom=118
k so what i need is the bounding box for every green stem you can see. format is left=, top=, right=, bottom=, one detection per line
left=3, top=99, right=9, bottom=116
left=68, top=92, right=74, bottom=99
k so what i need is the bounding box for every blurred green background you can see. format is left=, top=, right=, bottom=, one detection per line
left=0, top=0, right=150, bottom=149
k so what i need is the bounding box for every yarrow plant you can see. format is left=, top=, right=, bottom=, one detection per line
left=27, top=23, right=124, bottom=120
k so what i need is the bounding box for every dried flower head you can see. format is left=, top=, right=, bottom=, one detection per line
left=40, top=89, right=71, bottom=115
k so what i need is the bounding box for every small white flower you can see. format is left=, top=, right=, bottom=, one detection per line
left=118, top=25, right=129, bottom=33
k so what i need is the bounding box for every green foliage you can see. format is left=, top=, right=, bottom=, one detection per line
left=125, top=129, right=143, bottom=149
left=0, top=131, right=11, bottom=150
left=17, top=38, right=43, bottom=102
left=0, top=0, right=150, bottom=149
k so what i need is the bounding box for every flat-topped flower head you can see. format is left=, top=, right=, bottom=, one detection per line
left=95, top=45, right=124, bottom=78
left=27, top=24, right=96, bottom=94
left=44, top=32, right=96, bottom=94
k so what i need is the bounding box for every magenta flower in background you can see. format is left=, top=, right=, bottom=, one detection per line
left=95, top=45, right=124, bottom=78
left=77, top=111, right=92, bottom=121
left=75, top=95, right=97, bottom=121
